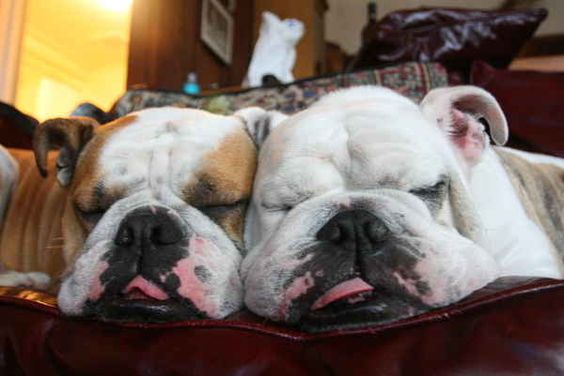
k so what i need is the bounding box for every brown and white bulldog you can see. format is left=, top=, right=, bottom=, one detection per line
left=0, top=106, right=279, bottom=322
left=0, top=145, right=52, bottom=288
left=242, top=86, right=564, bottom=332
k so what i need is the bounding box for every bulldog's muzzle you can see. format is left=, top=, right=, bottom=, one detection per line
left=296, top=209, right=430, bottom=331
left=58, top=196, right=244, bottom=323
left=243, top=190, right=498, bottom=332
left=83, top=206, right=208, bottom=322
left=282, top=207, right=429, bottom=330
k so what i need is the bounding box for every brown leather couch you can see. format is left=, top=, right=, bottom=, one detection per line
left=0, top=149, right=563, bottom=375
left=1, top=25, right=563, bottom=368
left=0, top=278, right=562, bottom=375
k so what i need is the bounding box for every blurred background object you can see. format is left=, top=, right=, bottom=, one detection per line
left=243, top=11, right=304, bottom=87
left=348, top=7, right=548, bottom=80
left=183, top=72, right=201, bottom=95
left=361, top=0, right=378, bottom=45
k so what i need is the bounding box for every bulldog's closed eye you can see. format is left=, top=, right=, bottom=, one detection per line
left=262, top=203, right=294, bottom=213
left=74, top=203, right=106, bottom=224
left=261, top=192, right=314, bottom=213
left=409, top=179, right=449, bottom=214
left=195, top=199, right=248, bottom=214
left=410, top=180, right=447, bottom=196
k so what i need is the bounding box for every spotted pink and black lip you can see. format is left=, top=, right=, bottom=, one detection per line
left=278, top=274, right=427, bottom=332
left=84, top=274, right=208, bottom=323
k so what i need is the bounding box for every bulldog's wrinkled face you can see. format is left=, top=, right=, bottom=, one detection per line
left=243, top=87, right=503, bottom=331
left=34, top=107, right=269, bottom=322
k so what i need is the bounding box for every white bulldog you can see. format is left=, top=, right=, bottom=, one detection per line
left=0, top=106, right=278, bottom=322
left=242, top=86, right=564, bottom=331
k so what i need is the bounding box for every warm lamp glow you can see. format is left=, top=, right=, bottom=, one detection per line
left=16, top=0, right=132, bottom=121
left=99, top=0, right=132, bottom=13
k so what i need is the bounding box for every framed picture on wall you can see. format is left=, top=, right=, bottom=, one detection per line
left=201, top=0, right=233, bottom=64
left=218, top=0, right=236, bottom=12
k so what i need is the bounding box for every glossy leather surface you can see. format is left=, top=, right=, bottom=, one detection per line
left=0, top=277, right=562, bottom=375
left=352, top=8, right=547, bottom=79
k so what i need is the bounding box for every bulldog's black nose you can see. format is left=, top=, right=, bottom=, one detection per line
left=114, top=207, right=185, bottom=248
left=316, top=210, right=388, bottom=253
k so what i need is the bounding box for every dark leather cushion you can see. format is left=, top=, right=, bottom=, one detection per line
left=0, top=277, right=562, bottom=375
left=471, top=60, right=564, bottom=157
left=351, top=8, right=547, bottom=81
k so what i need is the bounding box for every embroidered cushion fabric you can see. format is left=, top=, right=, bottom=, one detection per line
left=111, top=62, right=448, bottom=116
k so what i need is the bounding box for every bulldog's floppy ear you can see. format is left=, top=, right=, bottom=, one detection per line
left=33, top=116, right=99, bottom=186
left=420, top=86, right=508, bottom=165
left=234, top=107, right=288, bottom=146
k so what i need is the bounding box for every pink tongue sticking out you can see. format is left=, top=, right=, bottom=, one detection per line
left=312, top=277, right=374, bottom=310
left=122, top=276, right=169, bottom=301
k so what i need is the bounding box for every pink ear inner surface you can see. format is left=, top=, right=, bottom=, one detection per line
left=449, top=109, right=487, bottom=166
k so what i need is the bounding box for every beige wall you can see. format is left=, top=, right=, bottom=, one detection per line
left=0, top=0, right=26, bottom=103
left=534, top=0, right=564, bottom=35
left=16, top=0, right=131, bottom=120
left=326, top=0, right=563, bottom=55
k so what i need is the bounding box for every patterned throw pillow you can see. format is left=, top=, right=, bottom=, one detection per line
left=112, top=62, right=448, bottom=116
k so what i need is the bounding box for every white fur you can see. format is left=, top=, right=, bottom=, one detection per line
left=59, top=192, right=242, bottom=317
left=0, top=145, right=17, bottom=221
left=420, top=85, right=508, bottom=146
left=59, top=107, right=263, bottom=318
left=0, top=270, right=50, bottom=290
left=247, top=87, right=465, bottom=248
left=244, top=86, right=563, bottom=322
left=243, top=190, right=497, bottom=320
left=470, top=148, right=562, bottom=277
left=97, top=107, right=244, bottom=200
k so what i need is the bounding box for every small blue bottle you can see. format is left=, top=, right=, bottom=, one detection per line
left=183, top=72, right=200, bottom=95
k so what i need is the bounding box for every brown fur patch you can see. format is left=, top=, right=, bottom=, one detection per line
left=0, top=150, right=66, bottom=284
left=66, top=115, right=138, bottom=259
left=497, top=149, right=564, bottom=261
left=71, top=116, right=137, bottom=200
left=200, top=205, right=246, bottom=250
left=61, top=200, right=87, bottom=264
left=183, top=128, right=257, bottom=244
left=71, top=115, right=137, bottom=192
left=33, top=117, right=98, bottom=178
left=220, top=207, right=246, bottom=247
